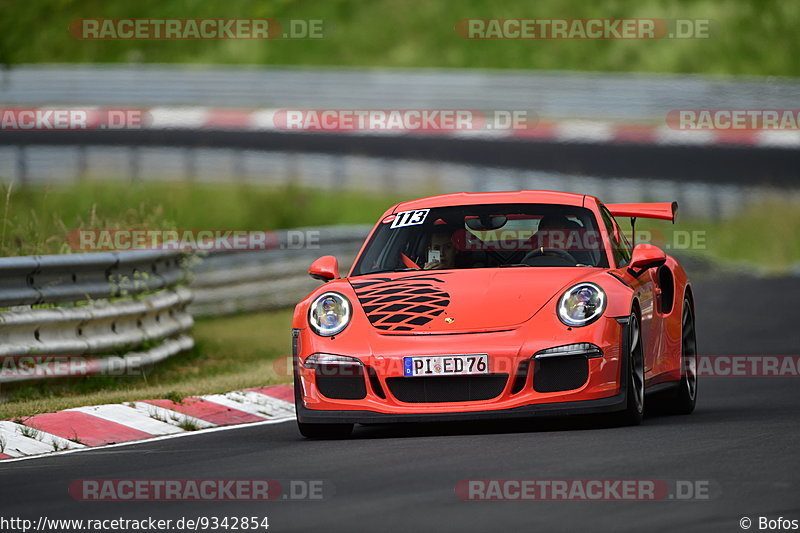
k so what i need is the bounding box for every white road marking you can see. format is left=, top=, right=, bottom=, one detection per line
left=0, top=421, right=85, bottom=458
left=200, top=390, right=294, bottom=419
left=68, top=404, right=185, bottom=436
left=147, top=107, right=209, bottom=129
left=0, top=387, right=296, bottom=463
left=555, top=120, right=614, bottom=143
left=654, top=126, right=716, bottom=145
left=0, top=417, right=294, bottom=464
left=756, top=130, right=800, bottom=147
left=131, top=402, right=217, bottom=430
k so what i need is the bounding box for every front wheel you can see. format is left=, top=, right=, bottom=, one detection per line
left=297, top=421, right=354, bottom=439
left=615, top=311, right=644, bottom=426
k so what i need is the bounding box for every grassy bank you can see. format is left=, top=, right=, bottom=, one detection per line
left=0, top=181, right=409, bottom=256
left=0, top=0, right=797, bottom=76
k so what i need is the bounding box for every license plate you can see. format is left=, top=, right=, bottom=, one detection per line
left=403, top=354, right=489, bottom=377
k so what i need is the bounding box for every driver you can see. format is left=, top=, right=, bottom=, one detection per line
left=424, top=227, right=458, bottom=269
left=535, top=215, right=578, bottom=251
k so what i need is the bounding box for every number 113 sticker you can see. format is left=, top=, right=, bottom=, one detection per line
left=390, top=209, right=430, bottom=229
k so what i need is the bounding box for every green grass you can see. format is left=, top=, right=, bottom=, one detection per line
left=0, top=310, right=295, bottom=420
left=0, top=0, right=798, bottom=76
left=0, top=181, right=410, bottom=256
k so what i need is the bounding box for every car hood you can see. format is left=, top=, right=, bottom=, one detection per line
left=348, top=268, right=595, bottom=334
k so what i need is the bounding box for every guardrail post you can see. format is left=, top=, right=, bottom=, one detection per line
left=287, top=151, right=298, bottom=185
left=76, top=145, right=87, bottom=180
left=381, top=157, right=394, bottom=193
left=16, top=146, right=27, bottom=184
left=129, top=146, right=140, bottom=181
left=333, top=155, right=347, bottom=189
left=232, top=149, right=245, bottom=181
left=184, top=146, right=196, bottom=181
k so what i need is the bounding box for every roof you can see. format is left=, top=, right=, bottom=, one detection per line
left=392, top=190, right=592, bottom=212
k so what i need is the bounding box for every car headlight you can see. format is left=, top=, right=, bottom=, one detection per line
left=557, top=283, right=606, bottom=327
left=309, top=292, right=351, bottom=336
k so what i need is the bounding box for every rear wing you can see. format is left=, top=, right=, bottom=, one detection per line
left=605, top=202, right=677, bottom=223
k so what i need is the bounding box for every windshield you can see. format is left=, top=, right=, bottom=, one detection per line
left=352, top=203, right=609, bottom=276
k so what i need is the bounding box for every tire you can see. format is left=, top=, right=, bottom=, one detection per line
left=665, top=298, right=698, bottom=414
left=297, top=421, right=354, bottom=439
left=616, top=311, right=645, bottom=426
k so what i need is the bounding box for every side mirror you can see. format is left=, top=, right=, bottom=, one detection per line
left=628, top=243, right=666, bottom=277
left=309, top=255, right=340, bottom=282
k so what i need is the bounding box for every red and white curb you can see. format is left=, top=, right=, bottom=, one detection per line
left=8, top=107, right=799, bottom=148
left=0, top=385, right=294, bottom=462
left=165, top=108, right=800, bottom=148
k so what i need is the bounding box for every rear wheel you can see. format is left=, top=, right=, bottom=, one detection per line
left=297, top=421, right=354, bottom=439
left=616, top=311, right=644, bottom=426
left=665, top=298, right=698, bottom=414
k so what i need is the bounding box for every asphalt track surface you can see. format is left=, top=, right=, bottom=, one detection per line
left=1, top=275, right=799, bottom=533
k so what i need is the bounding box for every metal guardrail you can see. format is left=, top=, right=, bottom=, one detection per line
left=0, top=227, right=370, bottom=384
left=0, top=130, right=800, bottom=187
left=0, top=250, right=186, bottom=307
left=189, top=226, right=370, bottom=317
left=0, top=250, right=193, bottom=384
left=3, top=129, right=800, bottom=186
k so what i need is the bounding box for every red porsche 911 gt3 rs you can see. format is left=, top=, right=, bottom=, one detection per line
left=292, top=190, right=697, bottom=438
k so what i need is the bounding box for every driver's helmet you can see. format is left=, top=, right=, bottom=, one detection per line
left=535, top=215, right=574, bottom=249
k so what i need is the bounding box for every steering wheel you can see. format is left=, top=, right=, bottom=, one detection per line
left=522, top=247, right=579, bottom=265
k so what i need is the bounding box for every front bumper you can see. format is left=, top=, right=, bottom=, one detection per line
left=295, top=388, right=627, bottom=424
left=294, top=316, right=630, bottom=425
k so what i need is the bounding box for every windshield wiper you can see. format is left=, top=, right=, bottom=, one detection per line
left=498, top=263, right=589, bottom=268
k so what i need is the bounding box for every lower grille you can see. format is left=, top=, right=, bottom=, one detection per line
left=315, top=365, right=367, bottom=400
left=533, top=355, right=589, bottom=393
left=386, top=374, right=508, bottom=403
left=367, top=366, right=386, bottom=399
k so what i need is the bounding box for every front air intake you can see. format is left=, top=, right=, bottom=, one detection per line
left=386, top=374, right=508, bottom=403
left=315, top=365, right=367, bottom=400
left=533, top=356, right=589, bottom=393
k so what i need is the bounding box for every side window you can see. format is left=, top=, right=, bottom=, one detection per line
left=617, top=223, right=633, bottom=266
left=600, top=206, right=632, bottom=268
